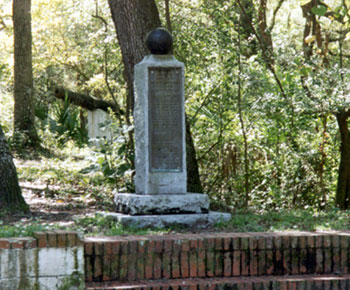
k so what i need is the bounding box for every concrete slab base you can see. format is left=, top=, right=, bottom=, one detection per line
left=114, top=193, right=210, bottom=215
left=98, top=211, right=231, bottom=229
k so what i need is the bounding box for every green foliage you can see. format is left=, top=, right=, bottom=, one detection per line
left=81, top=119, right=134, bottom=192
left=217, top=208, right=350, bottom=232
left=49, top=96, right=88, bottom=146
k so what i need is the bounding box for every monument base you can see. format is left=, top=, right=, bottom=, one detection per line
left=114, top=193, right=209, bottom=215
left=98, top=211, right=231, bottom=229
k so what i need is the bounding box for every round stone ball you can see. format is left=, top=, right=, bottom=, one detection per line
left=146, top=27, right=173, bottom=55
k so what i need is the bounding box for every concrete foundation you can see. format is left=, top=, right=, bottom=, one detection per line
left=98, top=211, right=231, bottom=229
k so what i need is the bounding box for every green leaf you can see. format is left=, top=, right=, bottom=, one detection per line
left=311, top=5, right=327, bottom=16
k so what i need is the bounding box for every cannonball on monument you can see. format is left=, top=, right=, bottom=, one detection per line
left=146, top=27, right=173, bottom=55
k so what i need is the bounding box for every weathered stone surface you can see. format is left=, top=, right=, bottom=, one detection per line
left=99, top=211, right=231, bottom=229
left=87, top=109, right=113, bottom=145
left=114, top=193, right=209, bottom=215
left=134, top=54, right=186, bottom=194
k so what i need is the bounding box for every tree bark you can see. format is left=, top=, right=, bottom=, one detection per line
left=0, top=126, right=28, bottom=212
left=335, top=111, right=350, bottom=209
left=12, top=0, right=38, bottom=146
left=54, top=87, right=123, bottom=116
left=108, top=0, right=203, bottom=192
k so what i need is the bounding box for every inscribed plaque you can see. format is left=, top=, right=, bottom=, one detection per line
left=149, top=67, right=183, bottom=172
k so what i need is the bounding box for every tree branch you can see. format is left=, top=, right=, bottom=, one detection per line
left=54, top=87, right=123, bottom=116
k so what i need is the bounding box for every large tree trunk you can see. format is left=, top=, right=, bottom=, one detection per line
left=13, top=0, right=38, bottom=147
left=108, top=0, right=203, bottom=192
left=0, top=126, right=28, bottom=212
left=336, top=111, right=350, bottom=209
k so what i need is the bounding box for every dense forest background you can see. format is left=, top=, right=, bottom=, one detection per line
left=1, top=0, right=350, bottom=212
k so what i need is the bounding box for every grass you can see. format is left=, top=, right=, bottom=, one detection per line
left=2, top=208, right=350, bottom=238
left=2, top=143, right=350, bottom=238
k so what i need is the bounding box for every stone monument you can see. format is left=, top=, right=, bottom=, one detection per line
left=108, top=28, right=231, bottom=228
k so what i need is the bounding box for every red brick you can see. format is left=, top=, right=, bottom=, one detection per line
left=240, top=237, right=249, bottom=250
left=315, top=235, right=323, bottom=248
left=24, top=238, right=37, bottom=249
left=282, top=249, right=291, bottom=274
left=340, top=248, right=348, bottom=274
left=307, top=235, right=315, bottom=248
left=299, top=249, right=308, bottom=274
left=153, top=253, right=162, bottom=279
left=332, top=235, right=340, bottom=248
left=249, top=237, right=258, bottom=250
left=154, top=239, right=163, bottom=253
left=206, top=250, right=215, bottom=277
left=299, top=235, right=307, bottom=249
left=324, top=248, right=332, bottom=273
left=119, top=250, right=129, bottom=281
left=47, top=231, right=57, bottom=247
left=288, top=281, right=297, bottom=290
left=340, top=234, right=350, bottom=249
left=94, top=242, right=103, bottom=255
left=265, top=250, right=273, bottom=275
left=145, top=241, right=154, bottom=279
left=333, top=247, right=340, bottom=274
left=171, top=250, right=180, bottom=278
left=282, top=235, right=290, bottom=249
left=66, top=232, right=77, bottom=247
left=136, top=241, right=146, bottom=280
left=215, top=249, right=223, bottom=276
left=316, top=248, right=324, bottom=273
left=273, top=236, right=282, bottom=250
left=250, top=250, right=258, bottom=275
left=85, top=241, right=94, bottom=255
left=241, top=250, right=249, bottom=276
left=10, top=239, right=24, bottom=249
left=110, top=253, right=120, bottom=280
left=324, top=235, right=331, bottom=248
left=215, top=237, right=223, bottom=250
left=258, top=249, right=266, bottom=275
left=85, top=256, right=93, bottom=282
left=93, top=255, right=102, bottom=281
left=224, top=251, right=231, bottom=277
left=112, top=241, right=121, bottom=254
left=223, top=237, right=231, bottom=250
left=181, top=239, right=190, bottom=252
left=190, top=238, right=198, bottom=250
left=181, top=251, right=189, bottom=278
left=164, top=238, right=172, bottom=252
left=197, top=243, right=206, bottom=277
left=291, top=236, right=298, bottom=249
left=162, top=251, right=171, bottom=279
left=104, top=242, right=113, bottom=255
left=291, top=248, right=299, bottom=274
left=102, top=254, right=111, bottom=281
left=56, top=231, right=66, bottom=248
left=232, top=251, right=240, bottom=276
left=189, top=249, right=197, bottom=277
left=128, top=241, right=137, bottom=281
left=275, top=250, right=283, bottom=275
left=0, top=238, right=10, bottom=249
left=232, top=236, right=240, bottom=250
left=34, top=232, right=47, bottom=248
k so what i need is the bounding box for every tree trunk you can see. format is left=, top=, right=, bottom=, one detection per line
left=108, top=0, right=203, bottom=192
left=12, top=0, right=38, bottom=147
left=336, top=111, right=350, bottom=209
left=0, top=126, right=28, bottom=212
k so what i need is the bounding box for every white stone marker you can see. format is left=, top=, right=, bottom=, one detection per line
left=112, top=28, right=230, bottom=227
left=134, top=54, right=186, bottom=194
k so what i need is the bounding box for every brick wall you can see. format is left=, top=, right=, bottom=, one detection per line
left=84, top=232, right=350, bottom=283
left=0, top=231, right=85, bottom=290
